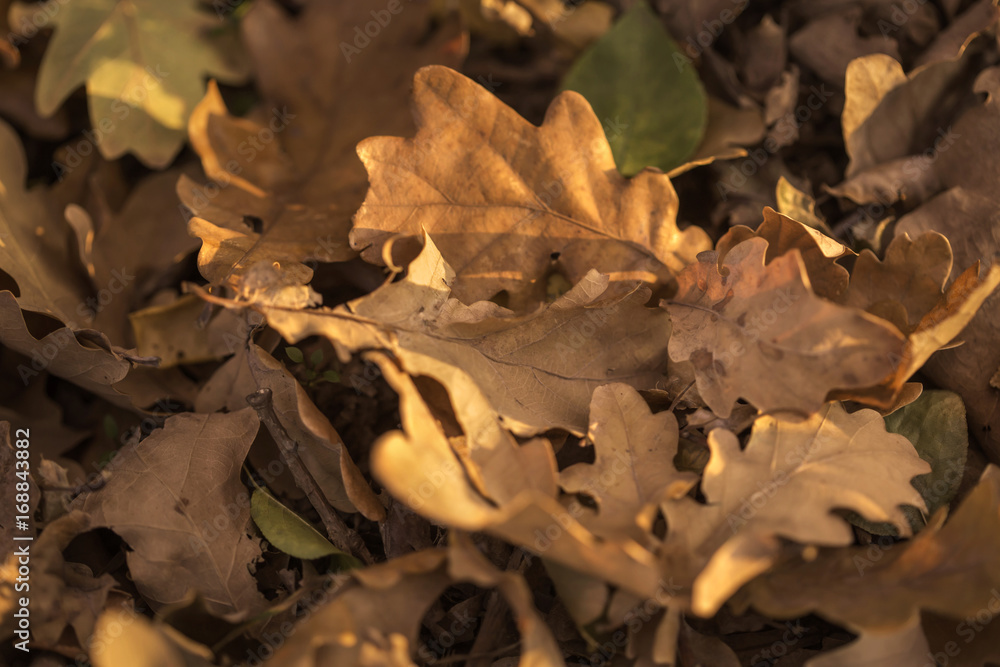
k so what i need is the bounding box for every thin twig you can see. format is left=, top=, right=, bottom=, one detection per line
left=246, top=388, right=374, bottom=565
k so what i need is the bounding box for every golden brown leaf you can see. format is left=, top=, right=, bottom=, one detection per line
left=734, top=465, right=1000, bottom=634
left=662, top=402, right=928, bottom=617
left=665, top=237, right=904, bottom=418
left=181, top=0, right=466, bottom=295
left=350, top=65, right=711, bottom=306
left=559, top=384, right=697, bottom=543
left=258, top=234, right=675, bottom=436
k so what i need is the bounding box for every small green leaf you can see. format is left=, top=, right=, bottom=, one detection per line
left=322, top=370, right=341, bottom=383
left=561, top=2, right=708, bottom=176
left=250, top=488, right=345, bottom=560
left=103, top=414, right=119, bottom=441
left=309, top=348, right=324, bottom=367
left=851, top=390, right=969, bottom=536
left=305, top=368, right=317, bottom=381
left=284, top=346, right=304, bottom=364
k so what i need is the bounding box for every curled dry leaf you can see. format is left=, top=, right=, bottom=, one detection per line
left=449, top=533, right=566, bottom=667
left=246, top=342, right=384, bottom=520
left=267, top=549, right=452, bottom=665
left=559, top=383, right=697, bottom=543
left=370, top=359, right=665, bottom=598
left=350, top=65, right=711, bottom=306
left=843, top=232, right=953, bottom=333
left=715, top=207, right=853, bottom=301
left=180, top=0, right=466, bottom=296
left=804, top=614, right=930, bottom=667
left=74, top=409, right=265, bottom=614
left=734, top=465, right=1000, bottom=632
left=662, top=402, right=929, bottom=617
left=665, top=236, right=904, bottom=418
left=258, top=234, right=675, bottom=436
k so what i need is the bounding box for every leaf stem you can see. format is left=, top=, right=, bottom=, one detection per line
left=246, top=388, right=374, bottom=565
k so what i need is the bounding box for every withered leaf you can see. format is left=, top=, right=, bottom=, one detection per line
left=258, top=234, right=675, bottom=436
left=559, top=384, right=697, bottom=542
left=665, top=237, right=904, bottom=418
left=181, top=0, right=465, bottom=295
left=247, top=342, right=384, bottom=520
left=663, top=402, right=929, bottom=617
left=75, top=409, right=265, bottom=614
left=370, top=359, right=665, bottom=598
left=351, top=65, right=711, bottom=306
left=734, top=465, right=1000, bottom=631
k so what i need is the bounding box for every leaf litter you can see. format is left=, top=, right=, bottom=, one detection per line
left=1, top=1, right=1000, bottom=665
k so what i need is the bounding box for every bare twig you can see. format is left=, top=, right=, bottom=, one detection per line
left=246, top=388, right=374, bottom=565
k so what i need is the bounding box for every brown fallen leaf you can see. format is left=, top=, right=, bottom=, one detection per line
left=370, top=358, right=665, bottom=598
left=0, top=118, right=89, bottom=324
left=350, top=65, right=712, bottom=307
left=733, top=465, right=1000, bottom=631
left=715, top=207, right=853, bottom=301
left=90, top=601, right=214, bottom=667
left=449, top=533, right=566, bottom=667
left=0, top=291, right=131, bottom=397
left=266, top=549, right=452, bottom=665
left=665, top=236, right=904, bottom=418
left=256, top=234, right=676, bottom=437
left=841, top=46, right=978, bottom=179
left=181, top=0, right=466, bottom=296
left=805, top=615, right=930, bottom=667
left=74, top=409, right=266, bottom=614
left=662, top=401, right=928, bottom=616
left=559, top=384, right=697, bottom=543
left=788, top=10, right=899, bottom=89
left=843, top=232, right=953, bottom=333
left=246, top=342, right=384, bottom=521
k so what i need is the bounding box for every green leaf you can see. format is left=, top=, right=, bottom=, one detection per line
left=103, top=414, right=118, bottom=441
left=322, top=370, right=341, bottom=383
left=305, top=368, right=317, bottom=381
left=309, top=348, right=324, bottom=367
left=250, top=488, right=345, bottom=560
left=284, top=346, right=304, bottom=364
left=851, top=390, right=969, bottom=536
left=18, top=0, right=249, bottom=167
left=561, top=2, right=708, bottom=176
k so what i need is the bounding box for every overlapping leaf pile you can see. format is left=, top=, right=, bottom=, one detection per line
left=2, top=0, right=1000, bottom=665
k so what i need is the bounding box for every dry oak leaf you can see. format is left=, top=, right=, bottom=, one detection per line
left=664, top=237, right=905, bottom=419
left=180, top=0, right=466, bottom=294
left=715, top=207, right=853, bottom=302
left=0, top=119, right=90, bottom=324
left=246, top=342, right=384, bottom=521
left=266, top=550, right=452, bottom=666
left=559, top=384, right=697, bottom=543
left=75, top=409, right=265, bottom=615
left=258, top=233, right=674, bottom=436
left=662, top=401, right=929, bottom=617
left=370, top=359, right=666, bottom=599
left=90, top=604, right=214, bottom=667
left=350, top=65, right=712, bottom=306
left=843, top=232, right=953, bottom=333
left=448, top=533, right=566, bottom=667
left=733, top=465, right=1000, bottom=632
